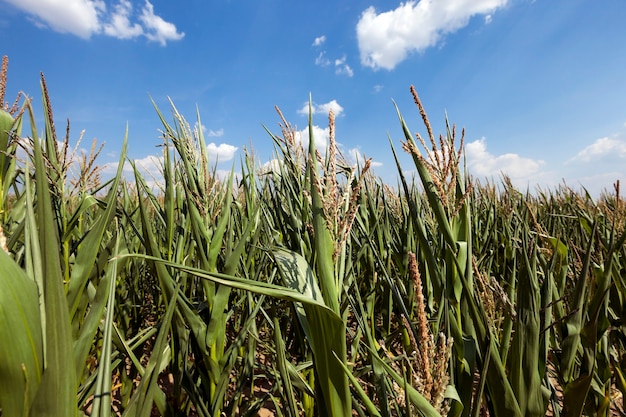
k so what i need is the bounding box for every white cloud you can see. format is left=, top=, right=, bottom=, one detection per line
left=194, top=122, right=223, bottom=138
left=315, top=51, right=331, bottom=67
left=139, top=0, right=184, bottom=45
left=100, top=154, right=165, bottom=192
left=356, top=0, right=508, bottom=70
left=313, top=45, right=353, bottom=77
left=312, top=35, right=326, bottom=46
left=567, top=137, right=626, bottom=163
left=298, top=100, right=344, bottom=117
left=562, top=135, right=626, bottom=196
left=334, top=56, right=354, bottom=77
left=206, top=143, right=238, bottom=162
left=102, top=154, right=162, bottom=175
left=133, top=154, right=163, bottom=177
left=207, top=128, right=224, bottom=137
left=259, top=158, right=284, bottom=178
left=4, top=0, right=103, bottom=38
left=102, top=150, right=238, bottom=191
left=465, top=137, right=550, bottom=188
left=347, top=147, right=383, bottom=168
left=5, top=0, right=184, bottom=45
left=296, top=125, right=330, bottom=153
left=214, top=169, right=236, bottom=183
left=373, top=84, right=384, bottom=93
left=103, top=0, right=142, bottom=38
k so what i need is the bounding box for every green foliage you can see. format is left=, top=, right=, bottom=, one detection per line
left=0, top=64, right=625, bottom=417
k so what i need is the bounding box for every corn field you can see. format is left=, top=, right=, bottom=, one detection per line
left=1, top=56, right=625, bottom=417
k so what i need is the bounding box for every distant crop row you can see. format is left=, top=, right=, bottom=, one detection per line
left=1, top=56, right=624, bottom=417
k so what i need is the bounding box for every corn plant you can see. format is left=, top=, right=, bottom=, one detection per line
left=2, top=58, right=625, bottom=417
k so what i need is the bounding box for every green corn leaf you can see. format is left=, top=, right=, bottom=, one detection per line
left=0, top=108, right=20, bottom=217
left=90, top=230, right=121, bottom=417
left=306, top=96, right=339, bottom=315
left=28, top=95, right=77, bottom=417
left=273, top=317, right=299, bottom=417
left=67, top=129, right=128, bottom=318
left=392, top=101, right=455, bottom=248
left=70, top=131, right=128, bottom=382
left=123, top=282, right=180, bottom=417
left=273, top=248, right=350, bottom=417
left=447, top=241, right=522, bottom=417
left=0, top=249, right=43, bottom=417
left=120, top=251, right=351, bottom=416
left=508, top=240, right=545, bottom=416
left=332, top=351, right=382, bottom=417
left=561, top=220, right=597, bottom=383
left=563, top=284, right=609, bottom=417
left=365, top=345, right=442, bottom=417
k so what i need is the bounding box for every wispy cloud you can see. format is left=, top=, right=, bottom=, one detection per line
left=315, top=51, right=331, bottom=67
left=562, top=134, right=626, bottom=195
left=195, top=122, right=224, bottom=138
left=297, top=99, right=344, bottom=117
left=356, top=0, right=508, bottom=70
left=207, top=128, right=224, bottom=137
left=312, top=36, right=353, bottom=76
left=334, top=56, right=354, bottom=77
left=567, top=136, right=626, bottom=163
left=5, top=0, right=184, bottom=45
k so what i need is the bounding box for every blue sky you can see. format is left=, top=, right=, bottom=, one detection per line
left=1, top=0, right=625, bottom=196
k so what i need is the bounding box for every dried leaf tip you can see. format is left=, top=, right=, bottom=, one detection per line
left=0, top=55, right=7, bottom=108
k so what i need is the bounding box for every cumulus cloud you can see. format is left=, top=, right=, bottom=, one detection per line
left=567, top=137, right=626, bottom=163
left=463, top=129, right=626, bottom=196
left=356, top=0, right=508, bottom=70
left=103, top=0, right=142, bottom=39
left=5, top=0, right=184, bottom=44
left=102, top=154, right=162, bottom=175
left=296, top=125, right=330, bottom=153
left=4, top=0, right=103, bottom=38
left=100, top=154, right=165, bottom=191
left=102, top=147, right=237, bottom=191
left=206, top=143, right=238, bottom=162
left=465, top=137, right=550, bottom=188
left=298, top=100, right=344, bottom=117
left=139, top=0, right=184, bottom=45
left=259, top=158, right=284, bottom=178
left=312, top=35, right=326, bottom=46
left=133, top=154, right=164, bottom=177
left=567, top=172, right=625, bottom=197
left=347, top=147, right=383, bottom=168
